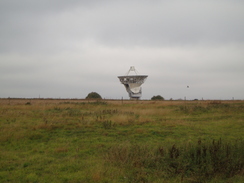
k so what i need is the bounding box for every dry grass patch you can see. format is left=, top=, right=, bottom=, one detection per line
left=134, top=128, right=146, bottom=134
left=110, top=114, right=131, bottom=125
left=54, top=147, right=69, bottom=153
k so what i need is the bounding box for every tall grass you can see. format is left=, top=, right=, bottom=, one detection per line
left=104, top=138, right=244, bottom=182
left=0, top=99, right=243, bottom=182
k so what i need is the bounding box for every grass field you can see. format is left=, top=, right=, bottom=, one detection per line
left=0, top=98, right=243, bottom=182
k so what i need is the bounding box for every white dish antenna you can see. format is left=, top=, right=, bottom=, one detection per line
left=118, top=66, right=148, bottom=100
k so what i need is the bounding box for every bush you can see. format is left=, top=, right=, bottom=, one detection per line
left=85, top=92, right=102, bottom=99
left=151, top=95, right=164, bottom=100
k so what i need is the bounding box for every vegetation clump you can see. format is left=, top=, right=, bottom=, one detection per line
left=105, top=139, right=244, bottom=182
left=151, top=95, right=164, bottom=100
left=85, top=92, right=102, bottom=99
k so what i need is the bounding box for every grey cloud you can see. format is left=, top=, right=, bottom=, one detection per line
left=81, top=0, right=244, bottom=46
left=0, top=0, right=244, bottom=99
left=1, top=0, right=244, bottom=53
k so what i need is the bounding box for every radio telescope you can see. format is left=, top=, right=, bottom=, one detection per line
left=118, top=66, right=148, bottom=100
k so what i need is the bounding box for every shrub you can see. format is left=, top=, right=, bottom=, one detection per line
left=86, top=92, right=102, bottom=99
left=151, top=95, right=164, bottom=100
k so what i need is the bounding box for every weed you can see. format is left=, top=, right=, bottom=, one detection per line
left=105, top=139, right=244, bottom=182
left=102, top=120, right=113, bottom=129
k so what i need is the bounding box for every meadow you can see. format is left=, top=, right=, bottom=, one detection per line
left=0, top=98, right=243, bottom=183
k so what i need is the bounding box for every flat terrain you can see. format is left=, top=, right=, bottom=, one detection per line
left=0, top=99, right=243, bottom=182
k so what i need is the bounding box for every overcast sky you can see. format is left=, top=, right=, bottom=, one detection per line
left=1, top=0, right=244, bottom=100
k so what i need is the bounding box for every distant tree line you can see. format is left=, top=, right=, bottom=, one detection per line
left=86, top=92, right=165, bottom=101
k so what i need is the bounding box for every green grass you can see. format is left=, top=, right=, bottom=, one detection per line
left=0, top=99, right=243, bottom=182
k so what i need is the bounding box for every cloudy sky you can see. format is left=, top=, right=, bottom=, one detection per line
left=1, top=0, right=244, bottom=100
